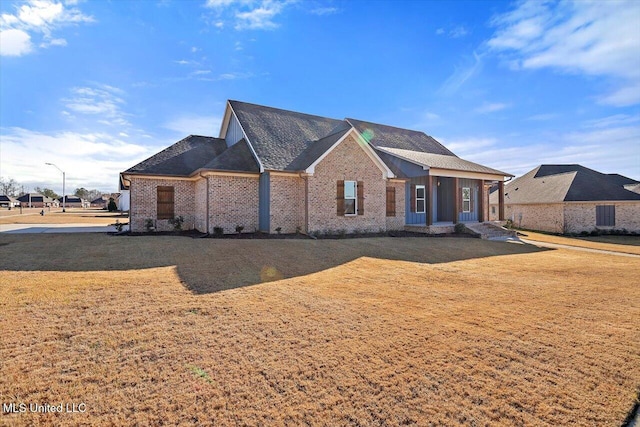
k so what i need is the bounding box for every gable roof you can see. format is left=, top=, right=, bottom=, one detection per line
left=124, top=100, right=512, bottom=179
left=201, top=138, right=259, bottom=172
left=0, top=195, right=17, bottom=202
left=229, top=100, right=349, bottom=171
left=490, top=164, right=640, bottom=204
left=377, top=147, right=512, bottom=177
left=125, top=135, right=228, bottom=176
left=17, top=193, right=55, bottom=203
left=347, top=118, right=456, bottom=156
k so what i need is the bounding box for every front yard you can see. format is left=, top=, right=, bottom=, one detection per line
left=1, top=234, right=638, bottom=426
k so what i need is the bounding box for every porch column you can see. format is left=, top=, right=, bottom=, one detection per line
left=498, top=180, right=505, bottom=221
left=453, top=177, right=459, bottom=224
left=478, top=179, right=484, bottom=222
left=427, top=175, right=433, bottom=226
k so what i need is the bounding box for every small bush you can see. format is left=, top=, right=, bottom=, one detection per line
left=275, top=227, right=282, bottom=234
left=145, top=219, right=155, bottom=232
left=454, top=223, right=466, bottom=234
left=213, top=227, right=223, bottom=236
left=580, top=231, right=589, bottom=236
left=168, top=216, right=184, bottom=231
left=235, top=225, right=244, bottom=234
left=107, top=197, right=117, bottom=212
left=590, top=228, right=601, bottom=236
left=505, top=219, right=514, bottom=229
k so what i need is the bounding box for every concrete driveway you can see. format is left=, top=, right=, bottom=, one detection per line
left=0, top=223, right=121, bottom=234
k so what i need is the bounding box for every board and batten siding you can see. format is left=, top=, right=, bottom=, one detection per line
left=225, top=112, right=245, bottom=148
left=259, top=172, right=270, bottom=232
left=458, top=178, right=479, bottom=222
left=405, top=177, right=427, bottom=225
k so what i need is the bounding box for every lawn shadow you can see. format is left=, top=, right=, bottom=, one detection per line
left=0, top=234, right=551, bottom=295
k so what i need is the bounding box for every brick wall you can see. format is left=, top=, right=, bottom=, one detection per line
left=130, top=177, right=195, bottom=232
left=490, top=203, right=565, bottom=233
left=307, top=135, right=388, bottom=234
left=208, top=175, right=259, bottom=234
left=194, top=178, right=207, bottom=232
left=385, top=180, right=406, bottom=231
left=564, top=202, right=640, bottom=233
left=270, top=175, right=305, bottom=234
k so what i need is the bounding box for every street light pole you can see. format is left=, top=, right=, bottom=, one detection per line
left=45, top=163, right=66, bottom=212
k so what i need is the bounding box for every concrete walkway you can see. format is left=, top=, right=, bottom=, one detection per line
left=0, top=223, right=119, bottom=234
left=520, top=237, right=640, bottom=258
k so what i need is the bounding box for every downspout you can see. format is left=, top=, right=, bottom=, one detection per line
left=199, top=172, right=210, bottom=234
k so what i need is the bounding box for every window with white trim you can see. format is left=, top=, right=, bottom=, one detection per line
left=462, top=187, right=471, bottom=212
left=416, top=185, right=426, bottom=213
left=344, top=180, right=357, bottom=215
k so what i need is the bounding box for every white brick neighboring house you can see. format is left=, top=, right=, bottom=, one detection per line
left=122, top=100, right=513, bottom=234
left=489, top=165, right=640, bottom=233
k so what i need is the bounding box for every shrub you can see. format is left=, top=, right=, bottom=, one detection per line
left=213, top=227, right=223, bottom=236
left=145, top=219, right=155, bottom=232
left=235, top=225, right=244, bottom=234
left=454, top=223, right=466, bottom=234
left=505, top=219, right=514, bottom=229
left=107, top=197, right=117, bottom=212
left=275, top=227, right=282, bottom=234
left=113, top=220, right=125, bottom=232
left=168, top=216, right=184, bottom=231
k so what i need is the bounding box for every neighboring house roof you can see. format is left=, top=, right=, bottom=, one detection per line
left=126, top=135, right=227, bottom=176
left=17, top=193, right=56, bottom=203
left=489, top=164, right=640, bottom=204
left=377, top=147, right=512, bottom=177
left=0, top=195, right=17, bottom=202
left=59, top=196, right=86, bottom=203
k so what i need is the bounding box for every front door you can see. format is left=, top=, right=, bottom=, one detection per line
left=436, top=177, right=455, bottom=222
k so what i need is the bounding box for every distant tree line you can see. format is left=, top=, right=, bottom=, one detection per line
left=1, top=177, right=107, bottom=201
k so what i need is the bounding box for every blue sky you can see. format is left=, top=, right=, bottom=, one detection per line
left=1, top=0, right=639, bottom=193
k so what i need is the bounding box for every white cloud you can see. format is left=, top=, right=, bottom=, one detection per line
left=527, top=113, right=557, bottom=121
left=440, top=124, right=640, bottom=180
left=0, top=0, right=94, bottom=56
left=163, top=115, right=221, bottom=136
left=62, top=84, right=131, bottom=128
left=204, top=0, right=293, bottom=31
left=435, top=28, right=444, bottom=35
left=583, top=114, right=640, bottom=129
left=488, top=0, right=640, bottom=107
left=475, top=102, right=509, bottom=114
left=438, top=51, right=483, bottom=95
left=449, top=26, right=468, bottom=38
left=0, top=127, right=152, bottom=192
left=310, top=7, right=338, bottom=16
left=0, top=29, right=33, bottom=56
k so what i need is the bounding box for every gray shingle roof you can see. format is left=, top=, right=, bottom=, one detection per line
left=347, top=118, right=456, bottom=156
left=229, top=100, right=349, bottom=170
left=202, top=139, right=259, bottom=172
left=377, top=147, right=512, bottom=176
left=287, top=127, right=352, bottom=171
left=125, top=135, right=228, bottom=176
left=489, top=165, right=640, bottom=204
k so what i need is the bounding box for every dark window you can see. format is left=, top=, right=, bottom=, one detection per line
left=596, top=205, right=615, bottom=227
left=157, top=186, right=174, bottom=220
left=386, top=186, right=396, bottom=217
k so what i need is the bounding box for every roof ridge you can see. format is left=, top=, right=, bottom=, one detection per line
left=229, top=99, right=341, bottom=122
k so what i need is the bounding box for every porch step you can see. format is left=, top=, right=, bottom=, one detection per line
left=464, top=222, right=519, bottom=241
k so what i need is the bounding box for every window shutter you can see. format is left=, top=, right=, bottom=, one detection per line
left=410, top=184, right=416, bottom=213
left=357, top=181, right=364, bottom=215
left=337, top=180, right=345, bottom=216
left=157, top=186, right=174, bottom=220
left=386, top=186, right=396, bottom=217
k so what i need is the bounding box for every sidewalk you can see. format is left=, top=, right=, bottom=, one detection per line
left=0, top=223, right=119, bottom=234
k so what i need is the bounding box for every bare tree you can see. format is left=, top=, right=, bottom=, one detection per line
left=0, top=177, right=20, bottom=196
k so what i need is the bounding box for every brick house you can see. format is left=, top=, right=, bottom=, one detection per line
left=17, top=193, right=58, bottom=208
left=123, top=100, right=512, bottom=234
left=489, top=164, right=640, bottom=233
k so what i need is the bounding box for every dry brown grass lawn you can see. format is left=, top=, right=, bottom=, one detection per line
left=521, top=231, right=640, bottom=255
left=0, top=208, right=124, bottom=225
left=1, top=234, right=638, bottom=426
